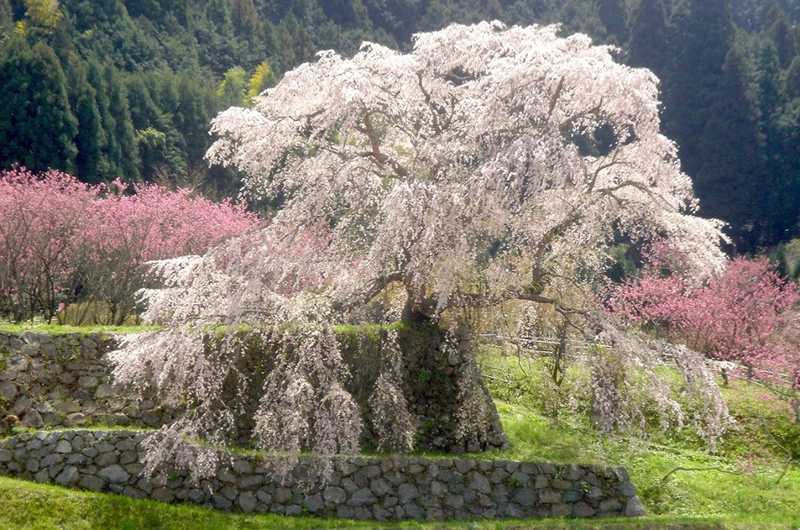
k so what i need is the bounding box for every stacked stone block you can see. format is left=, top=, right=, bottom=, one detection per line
left=0, top=430, right=645, bottom=521
left=0, top=332, right=171, bottom=429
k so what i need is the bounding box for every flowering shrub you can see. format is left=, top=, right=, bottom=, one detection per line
left=83, top=180, right=258, bottom=324
left=609, top=252, right=800, bottom=420
left=0, top=168, right=258, bottom=323
left=0, top=169, right=97, bottom=321
left=610, top=254, right=798, bottom=368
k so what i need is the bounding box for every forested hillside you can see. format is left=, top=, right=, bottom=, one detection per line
left=1, top=0, right=799, bottom=251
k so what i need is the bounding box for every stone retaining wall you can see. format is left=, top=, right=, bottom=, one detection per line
left=0, top=330, right=507, bottom=453
left=0, top=430, right=645, bottom=521
left=0, top=332, right=170, bottom=428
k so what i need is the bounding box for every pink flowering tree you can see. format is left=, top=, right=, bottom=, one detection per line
left=80, top=181, right=258, bottom=325
left=607, top=242, right=701, bottom=332
left=768, top=312, right=800, bottom=422
left=610, top=253, right=800, bottom=419
left=0, top=168, right=96, bottom=321
left=0, top=169, right=257, bottom=324
left=112, top=22, right=732, bottom=480
left=686, top=259, right=799, bottom=368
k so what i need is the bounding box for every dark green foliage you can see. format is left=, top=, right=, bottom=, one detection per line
left=767, top=5, right=797, bottom=67
left=628, top=0, right=669, bottom=77
left=106, top=68, right=141, bottom=182
left=2, top=0, right=800, bottom=252
left=606, top=243, right=642, bottom=282
left=787, top=56, right=800, bottom=99
left=730, top=0, right=800, bottom=31
left=774, top=77, right=800, bottom=244
left=755, top=43, right=794, bottom=246
left=86, top=60, right=118, bottom=180
left=0, top=38, right=78, bottom=173
left=658, top=0, right=779, bottom=250
left=0, top=0, right=12, bottom=30
left=595, top=0, right=628, bottom=44
left=695, top=47, right=763, bottom=248
left=174, top=75, right=218, bottom=180
left=126, top=76, right=177, bottom=181
left=664, top=0, right=735, bottom=176
left=67, top=59, right=107, bottom=184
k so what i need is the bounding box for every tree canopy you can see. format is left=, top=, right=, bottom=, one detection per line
left=205, top=21, right=726, bottom=322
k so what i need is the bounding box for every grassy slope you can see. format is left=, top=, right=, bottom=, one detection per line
left=480, top=353, right=800, bottom=528
left=494, top=401, right=800, bottom=527
left=0, top=334, right=798, bottom=528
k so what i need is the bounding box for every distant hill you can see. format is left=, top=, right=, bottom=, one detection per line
left=1, top=0, right=799, bottom=251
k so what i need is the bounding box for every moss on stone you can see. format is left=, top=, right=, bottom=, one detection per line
left=0, top=323, right=161, bottom=336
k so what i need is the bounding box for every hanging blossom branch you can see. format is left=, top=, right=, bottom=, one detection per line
left=110, top=229, right=362, bottom=484
left=368, top=330, right=416, bottom=453
left=609, top=250, right=800, bottom=425
left=589, top=315, right=732, bottom=450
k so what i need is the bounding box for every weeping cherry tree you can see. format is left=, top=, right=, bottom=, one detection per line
left=112, top=21, right=731, bottom=482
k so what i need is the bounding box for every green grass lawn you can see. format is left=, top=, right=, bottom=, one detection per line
left=0, top=342, right=799, bottom=529
left=477, top=352, right=800, bottom=528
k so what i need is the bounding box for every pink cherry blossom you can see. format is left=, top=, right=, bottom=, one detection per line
left=610, top=252, right=800, bottom=406
left=0, top=168, right=258, bottom=323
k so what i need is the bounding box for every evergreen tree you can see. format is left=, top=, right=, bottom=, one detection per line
left=320, top=0, right=369, bottom=26
left=175, top=74, right=215, bottom=170
left=595, top=0, right=628, bottom=44
left=152, top=72, right=182, bottom=118
left=68, top=60, right=107, bottom=183
left=86, top=60, right=119, bottom=180
left=766, top=6, right=796, bottom=68
left=106, top=67, right=141, bottom=181
left=232, top=0, right=260, bottom=34
left=754, top=42, right=788, bottom=245
left=697, top=47, right=763, bottom=249
left=776, top=94, right=800, bottom=241
left=361, top=0, right=421, bottom=43
left=204, top=0, right=239, bottom=74
left=628, top=0, right=669, bottom=77
left=664, top=0, right=734, bottom=191
left=261, top=19, right=279, bottom=62
left=273, top=21, right=297, bottom=71
left=0, top=38, right=77, bottom=172
left=126, top=75, right=186, bottom=181
left=0, top=0, right=13, bottom=30
left=283, top=14, right=315, bottom=64
left=787, top=55, right=800, bottom=99
left=755, top=41, right=783, bottom=140
left=754, top=42, right=781, bottom=135
left=126, top=75, right=163, bottom=131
